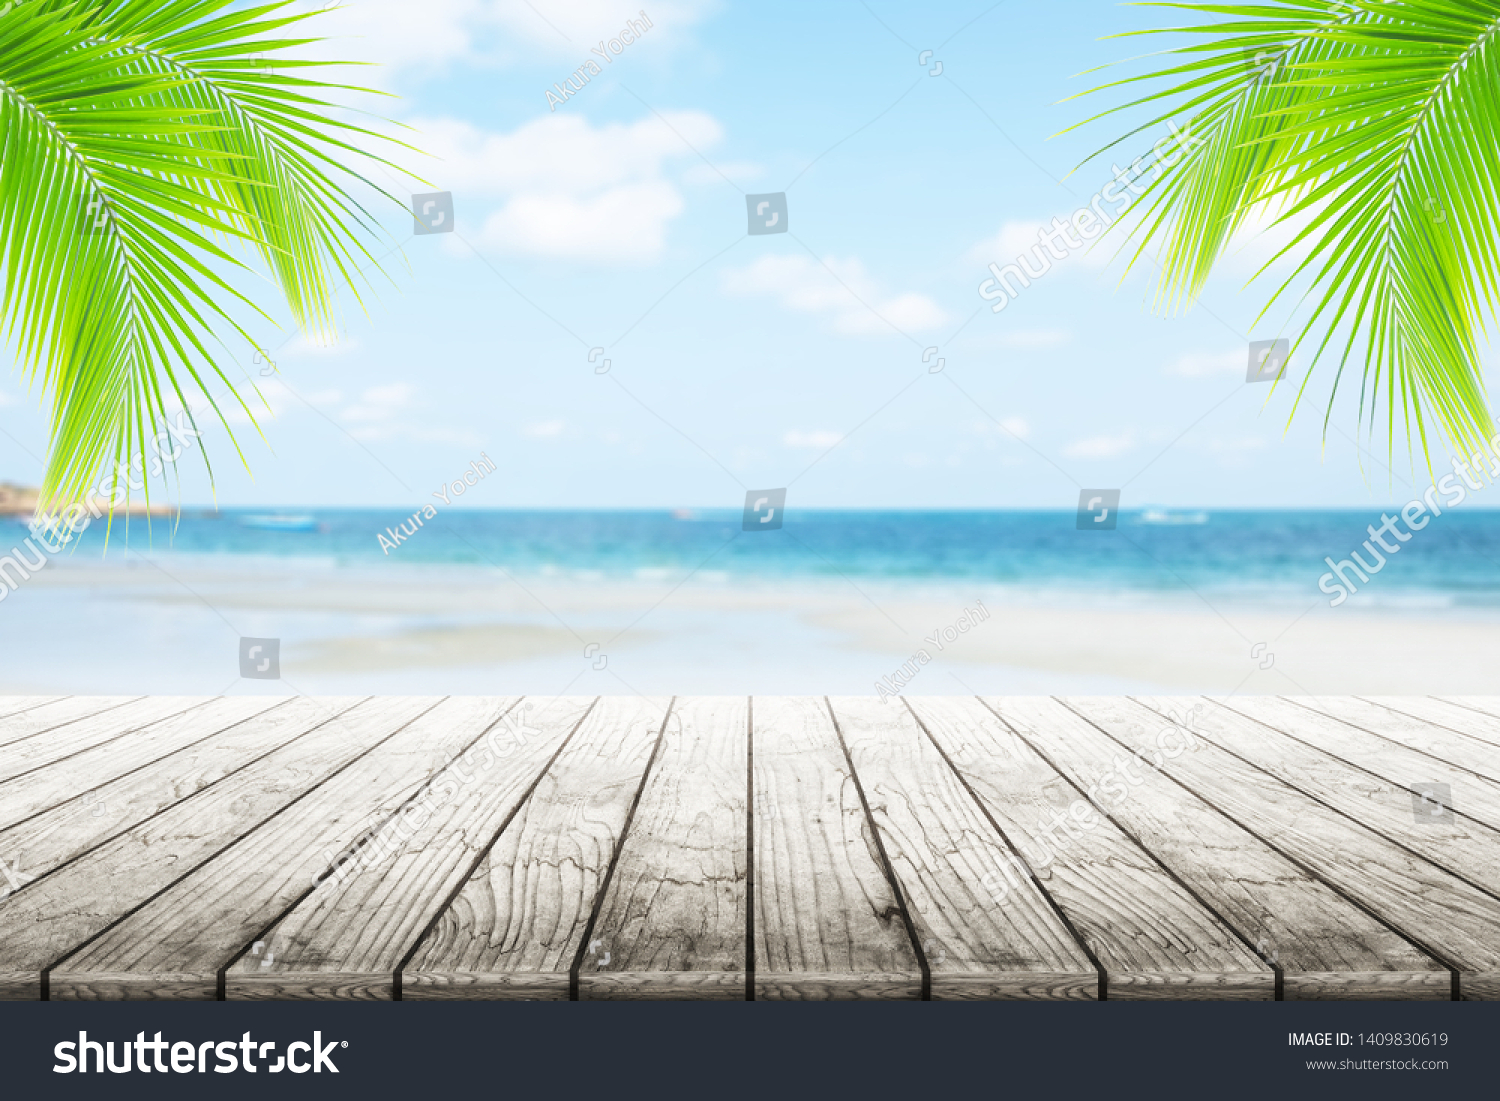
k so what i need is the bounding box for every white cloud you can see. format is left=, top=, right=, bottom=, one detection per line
left=970, top=415, right=1029, bottom=440
left=985, top=221, right=1048, bottom=261
left=403, top=111, right=721, bottom=263
left=523, top=419, right=565, bottom=438
left=1224, top=194, right=1324, bottom=278
left=342, top=383, right=415, bottom=424
left=1064, top=432, right=1134, bottom=459
left=343, top=386, right=483, bottom=444
left=721, top=254, right=949, bottom=336
left=216, top=378, right=478, bottom=445
left=783, top=429, right=843, bottom=450
left=483, top=0, right=714, bottom=58
left=286, top=0, right=714, bottom=85
left=683, top=161, right=761, bottom=186
left=288, top=0, right=487, bottom=81
left=481, top=184, right=682, bottom=262
left=999, top=416, right=1030, bottom=440
left=0, top=389, right=14, bottom=407
left=408, top=112, right=721, bottom=197
left=969, top=217, right=1114, bottom=274
left=1168, top=349, right=1244, bottom=378
left=223, top=380, right=344, bottom=425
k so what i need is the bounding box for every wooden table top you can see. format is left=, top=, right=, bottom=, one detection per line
left=1, top=694, right=1497, bottom=1001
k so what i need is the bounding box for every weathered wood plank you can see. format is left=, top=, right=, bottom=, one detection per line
left=0, top=697, right=433, bottom=1001
left=401, top=697, right=666, bottom=1002
left=0, top=697, right=286, bottom=833
left=1060, top=697, right=1500, bottom=999
left=1428, top=693, right=1500, bottom=747
left=220, top=696, right=595, bottom=1002
left=0, top=697, right=212, bottom=784
left=1209, top=696, right=1500, bottom=835
left=52, top=698, right=526, bottom=1000
left=906, top=696, right=1270, bottom=1000
left=8, top=693, right=1495, bottom=1004
left=830, top=697, right=1097, bottom=1000
left=579, top=697, right=748, bottom=1001
left=0, top=698, right=362, bottom=902
left=0, top=698, right=62, bottom=724
left=988, top=697, right=1447, bottom=1000
left=0, top=697, right=141, bottom=752
left=1376, top=698, right=1500, bottom=750
left=1286, top=697, right=1500, bottom=784
left=751, top=697, right=920, bottom=1000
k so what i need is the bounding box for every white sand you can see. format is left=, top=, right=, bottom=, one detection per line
left=4, top=559, right=1500, bottom=696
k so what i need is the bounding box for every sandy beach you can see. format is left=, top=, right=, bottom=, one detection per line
left=5, top=555, right=1499, bottom=697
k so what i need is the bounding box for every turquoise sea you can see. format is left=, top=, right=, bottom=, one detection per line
left=16, top=506, right=1500, bottom=605
left=5, top=507, right=1499, bottom=696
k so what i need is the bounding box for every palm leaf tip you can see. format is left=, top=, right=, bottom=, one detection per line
left=0, top=0, right=409, bottom=514
left=1079, top=0, right=1500, bottom=463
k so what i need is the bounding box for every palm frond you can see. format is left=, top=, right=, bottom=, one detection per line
left=1079, top=0, right=1500, bottom=465
left=0, top=0, right=407, bottom=511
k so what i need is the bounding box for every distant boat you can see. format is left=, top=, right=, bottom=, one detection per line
left=1138, top=509, right=1209, bottom=525
left=239, top=514, right=320, bottom=533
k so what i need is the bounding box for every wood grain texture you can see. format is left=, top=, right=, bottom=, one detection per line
left=989, top=697, right=1447, bottom=1001
left=751, top=697, right=920, bottom=1000
left=830, top=697, right=1097, bottom=1000
left=1207, top=696, right=1500, bottom=835
left=0, top=696, right=429, bottom=1001
left=906, top=696, right=1270, bottom=1000
left=53, top=698, right=524, bottom=1000
left=578, top=696, right=747, bottom=1000
left=220, top=696, right=590, bottom=1002
left=0, top=697, right=207, bottom=782
left=0, top=697, right=286, bottom=833
left=0, top=698, right=62, bottom=724
left=0, top=697, right=136, bottom=749
left=1422, top=699, right=1500, bottom=750
left=401, top=696, right=662, bottom=1002
left=1287, top=696, right=1500, bottom=784
left=1060, top=697, right=1500, bottom=999
left=1376, top=697, right=1500, bottom=749
left=0, top=698, right=362, bottom=906
left=6, top=695, right=1498, bottom=1002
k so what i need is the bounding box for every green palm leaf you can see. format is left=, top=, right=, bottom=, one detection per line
left=1075, top=0, right=1500, bottom=465
left=0, top=0, right=408, bottom=512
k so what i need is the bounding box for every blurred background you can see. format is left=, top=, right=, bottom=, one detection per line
left=3, top=0, right=1498, bottom=698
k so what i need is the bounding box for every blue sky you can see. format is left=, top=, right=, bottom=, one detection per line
left=0, top=0, right=1472, bottom=509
